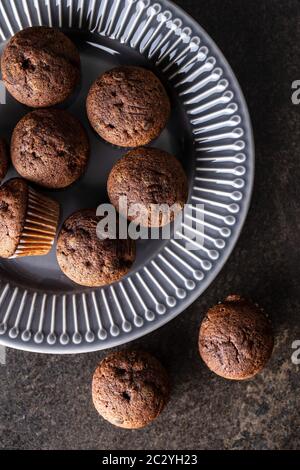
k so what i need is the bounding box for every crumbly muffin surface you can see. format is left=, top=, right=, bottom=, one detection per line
left=108, top=147, right=188, bottom=227
left=92, top=350, right=170, bottom=429
left=199, top=295, right=274, bottom=380
left=86, top=66, right=170, bottom=147
left=57, top=209, right=135, bottom=287
left=0, top=178, right=28, bottom=258
left=1, top=26, right=80, bottom=107
left=11, top=109, right=89, bottom=189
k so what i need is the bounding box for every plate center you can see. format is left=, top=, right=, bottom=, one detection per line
left=0, top=31, right=192, bottom=293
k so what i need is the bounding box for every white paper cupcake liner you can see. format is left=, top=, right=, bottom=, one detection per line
left=11, top=187, right=60, bottom=258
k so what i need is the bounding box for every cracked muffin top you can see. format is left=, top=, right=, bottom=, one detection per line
left=86, top=66, right=170, bottom=147
left=0, top=178, right=28, bottom=258
left=107, top=147, right=188, bottom=227
left=199, top=295, right=274, bottom=380
left=1, top=26, right=80, bottom=107
left=0, top=138, right=9, bottom=182
left=92, top=349, right=170, bottom=429
left=56, top=209, right=136, bottom=287
left=11, top=108, right=89, bottom=189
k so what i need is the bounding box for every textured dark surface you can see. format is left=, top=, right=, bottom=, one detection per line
left=0, top=0, right=300, bottom=450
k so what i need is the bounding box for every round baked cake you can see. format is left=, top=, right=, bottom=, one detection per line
left=11, top=109, right=89, bottom=189
left=0, top=178, right=28, bottom=258
left=107, top=147, right=188, bottom=227
left=1, top=26, right=80, bottom=107
left=56, top=209, right=135, bottom=287
left=198, top=295, right=274, bottom=380
left=92, top=349, right=170, bottom=429
left=0, top=178, right=60, bottom=258
left=86, top=66, right=170, bottom=147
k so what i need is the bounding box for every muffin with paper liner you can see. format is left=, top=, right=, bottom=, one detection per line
left=0, top=178, right=60, bottom=258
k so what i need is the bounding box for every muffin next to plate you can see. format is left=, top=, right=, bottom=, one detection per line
left=1, top=26, right=80, bottom=107
left=56, top=209, right=135, bottom=287
left=199, top=295, right=274, bottom=380
left=86, top=66, right=170, bottom=147
left=92, top=349, right=170, bottom=429
left=0, top=178, right=60, bottom=258
left=11, top=109, right=89, bottom=189
left=108, top=147, right=188, bottom=227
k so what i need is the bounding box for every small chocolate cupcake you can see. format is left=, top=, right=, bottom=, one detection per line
left=0, top=138, right=9, bottom=182
left=1, top=26, right=80, bottom=107
left=0, top=178, right=60, bottom=258
left=199, top=295, right=274, bottom=380
left=11, top=109, right=89, bottom=189
left=86, top=66, right=170, bottom=147
left=107, top=147, right=188, bottom=227
left=56, top=209, right=135, bottom=287
left=92, top=350, right=170, bottom=429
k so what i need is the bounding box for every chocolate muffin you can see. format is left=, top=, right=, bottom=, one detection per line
left=11, top=109, right=89, bottom=189
left=0, top=138, right=9, bottom=181
left=1, top=26, right=80, bottom=107
left=56, top=209, right=135, bottom=287
left=92, top=350, right=170, bottom=429
left=0, top=178, right=60, bottom=258
left=199, top=295, right=274, bottom=380
left=86, top=66, right=170, bottom=147
left=107, top=147, right=188, bottom=227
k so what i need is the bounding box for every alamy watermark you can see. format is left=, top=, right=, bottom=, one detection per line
left=0, top=345, right=6, bottom=365
left=291, top=340, right=300, bottom=365
left=291, top=80, right=300, bottom=104
left=96, top=198, right=205, bottom=251
left=0, top=80, right=5, bottom=104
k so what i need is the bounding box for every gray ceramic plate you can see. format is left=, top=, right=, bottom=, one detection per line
left=0, top=0, right=254, bottom=353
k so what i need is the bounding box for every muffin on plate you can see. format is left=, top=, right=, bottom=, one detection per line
left=11, top=109, right=89, bottom=189
left=92, top=349, right=170, bottom=429
left=0, top=178, right=60, bottom=258
left=0, top=138, right=9, bottom=182
left=107, top=147, right=188, bottom=227
left=198, top=295, right=274, bottom=380
left=86, top=66, right=170, bottom=147
left=56, top=209, right=135, bottom=287
left=1, top=26, right=80, bottom=107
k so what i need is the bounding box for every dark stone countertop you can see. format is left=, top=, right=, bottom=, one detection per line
left=1, top=0, right=300, bottom=450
